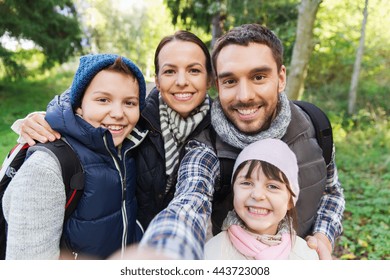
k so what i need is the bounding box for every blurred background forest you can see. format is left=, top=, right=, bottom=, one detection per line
left=0, top=0, right=389, bottom=259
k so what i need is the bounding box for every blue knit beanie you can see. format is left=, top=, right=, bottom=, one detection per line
left=70, top=54, right=146, bottom=111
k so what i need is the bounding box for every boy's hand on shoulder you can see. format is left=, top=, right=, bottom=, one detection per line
left=306, top=233, right=333, bottom=260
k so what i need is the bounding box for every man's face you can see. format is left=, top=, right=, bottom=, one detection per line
left=216, top=43, right=286, bottom=134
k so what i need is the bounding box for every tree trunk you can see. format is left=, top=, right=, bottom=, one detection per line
left=211, top=12, right=224, bottom=49
left=286, top=0, right=322, bottom=100
left=348, top=0, right=369, bottom=115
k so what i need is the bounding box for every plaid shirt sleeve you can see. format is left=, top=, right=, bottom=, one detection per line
left=313, top=145, right=345, bottom=246
left=139, top=140, right=219, bottom=259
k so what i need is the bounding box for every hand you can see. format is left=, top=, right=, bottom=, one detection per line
left=21, top=113, right=61, bottom=146
left=306, top=233, right=333, bottom=260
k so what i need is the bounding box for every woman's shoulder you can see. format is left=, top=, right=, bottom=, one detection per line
left=289, top=236, right=319, bottom=260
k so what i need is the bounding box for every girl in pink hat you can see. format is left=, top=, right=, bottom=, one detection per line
left=205, top=138, right=319, bottom=260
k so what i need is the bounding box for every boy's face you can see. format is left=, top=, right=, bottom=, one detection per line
left=216, top=43, right=286, bottom=134
left=233, top=163, right=292, bottom=235
left=76, top=70, right=140, bottom=147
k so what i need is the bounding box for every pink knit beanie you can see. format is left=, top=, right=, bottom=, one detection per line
left=232, top=139, right=300, bottom=205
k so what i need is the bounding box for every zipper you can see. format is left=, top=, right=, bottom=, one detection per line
left=103, top=135, right=128, bottom=259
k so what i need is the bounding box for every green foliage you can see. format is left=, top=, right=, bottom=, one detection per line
left=0, top=0, right=389, bottom=260
left=164, top=0, right=300, bottom=63
left=304, top=82, right=390, bottom=260
left=165, top=0, right=219, bottom=33
left=74, top=0, right=175, bottom=79
left=225, top=0, right=300, bottom=64
left=0, top=47, right=27, bottom=79
left=335, top=112, right=389, bottom=260
left=0, top=48, right=47, bottom=80
left=0, top=0, right=83, bottom=77
left=307, top=0, right=390, bottom=100
left=0, top=69, right=73, bottom=159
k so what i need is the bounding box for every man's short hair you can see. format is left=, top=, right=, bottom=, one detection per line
left=212, top=24, right=284, bottom=77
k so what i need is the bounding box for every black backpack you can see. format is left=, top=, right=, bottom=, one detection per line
left=0, top=139, right=84, bottom=259
left=293, top=100, right=333, bottom=165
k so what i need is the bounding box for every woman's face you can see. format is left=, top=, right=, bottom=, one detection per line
left=155, top=40, right=210, bottom=118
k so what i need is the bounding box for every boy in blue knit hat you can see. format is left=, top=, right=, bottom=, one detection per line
left=2, top=54, right=148, bottom=259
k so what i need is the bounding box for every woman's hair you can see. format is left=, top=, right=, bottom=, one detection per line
left=154, top=30, right=212, bottom=80
left=232, top=160, right=298, bottom=234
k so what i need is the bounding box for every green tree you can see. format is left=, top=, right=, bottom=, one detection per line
left=164, top=0, right=299, bottom=59
left=75, top=0, right=174, bottom=78
left=286, top=0, right=322, bottom=100
left=0, top=0, right=83, bottom=77
left=305, top=0, right=390, bottom=113
left=348, top=0, right=368, bottom=115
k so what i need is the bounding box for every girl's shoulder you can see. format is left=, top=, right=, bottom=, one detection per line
left=204, top=231, right=247, bottom=260
left=289, top=236, right=319, bottom=260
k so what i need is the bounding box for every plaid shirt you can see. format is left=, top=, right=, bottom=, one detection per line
left=312, top=146, right=345, bottom=245
left=140, top=141, right=345, bottom=259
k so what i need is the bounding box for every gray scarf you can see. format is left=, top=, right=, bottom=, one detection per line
left=211, top=92, right=291, bottom=149
left=159, top=94, right=210, bottom=178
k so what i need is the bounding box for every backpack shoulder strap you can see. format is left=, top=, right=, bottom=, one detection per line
left=209, top=126, right=235, bottom=194
left=209, top=127, right=235, bottom=234
left=293, top=100, right=333, bottom=165
left=0, top=143, right=30, bottom=187
left=35, top=140, right=84, bottom=220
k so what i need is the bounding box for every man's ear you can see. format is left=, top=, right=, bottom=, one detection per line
left=278, top=65, right=287, bottom=93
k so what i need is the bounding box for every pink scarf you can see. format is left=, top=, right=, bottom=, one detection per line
left=228, top=225, right=292, bottom=260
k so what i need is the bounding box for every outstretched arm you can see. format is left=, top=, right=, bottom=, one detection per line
left=309, top=146, right=345, bottom=259
left=139, top=140, right=219, bottom=259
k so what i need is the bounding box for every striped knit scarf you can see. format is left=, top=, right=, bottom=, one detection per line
left=159, top=94, right=210, bottom=178
left=211, top=92, right=291, bottom=149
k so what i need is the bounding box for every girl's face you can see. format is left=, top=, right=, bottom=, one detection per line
left=155, top=40, right=210, bottom=118
left=76, top=70, right=140, bottom=147
left=233, top=163, right=292, bottom=235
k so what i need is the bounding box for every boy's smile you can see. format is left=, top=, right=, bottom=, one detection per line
left=76, top=70, right=140, bottom=147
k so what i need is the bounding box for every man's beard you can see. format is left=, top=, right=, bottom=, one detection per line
left=225, top=101, right=278, bottom=135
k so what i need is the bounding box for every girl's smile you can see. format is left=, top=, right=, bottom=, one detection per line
left=233, top=163, right=291, bottom=235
